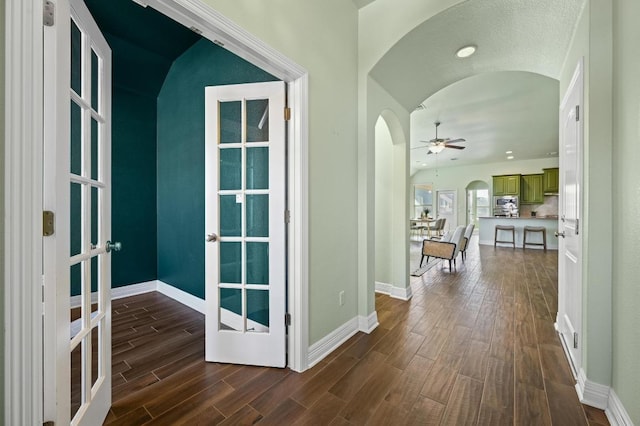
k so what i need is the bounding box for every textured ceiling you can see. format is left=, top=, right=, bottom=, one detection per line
left=410, top=71, right=559, bottom=170
left=371, top=0, right=585, bottom=110
left=367, top=0, right=585, bottom=173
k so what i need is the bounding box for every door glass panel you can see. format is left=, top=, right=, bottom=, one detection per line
left=246, top=194, right=269, bottom=237
left=219, top=101, right=241, bottom=144
left=220, top=148, right=241, bottom=190
left=220, top=242, right=241, bottom=284
left=91, top=326, right=99, bottom=389
left=220, top=288, right=242, bottom=331
left=246, top=147, right=269, bottom=190
left=70, top=263, right=81, bottom=329
left=91, top=186, right=99, bottom=248
left=91, top=256, right=98, bottom=316
left=91, top=49, right=99, bottom=111
left=71, top=19, right=82, bottom=96
left=246, top=99, right=269, bottom=142
left=71, top=102, right=82, bottom=175
left=219, top=195, right=241, bottom=237
left=70, top=342, right=82, bottom=419
left=246, top=289, right=269, bottom=333
left=71, top=183, right=82, bottom=256
left=91, top=118, right=99, bottom=180
left=246, top=242, right=269, bottom=285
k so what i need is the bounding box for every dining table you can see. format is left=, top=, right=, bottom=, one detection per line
left=411, top=218, right=437, bottom=237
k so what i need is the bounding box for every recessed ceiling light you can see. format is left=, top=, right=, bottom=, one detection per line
left=505, top=150, right=513, bottom=154
left=421, top=163, right=427, bottom=166
left=507, top=155, right=514, bottom=160
left=456, top=45, right=476, bottom=58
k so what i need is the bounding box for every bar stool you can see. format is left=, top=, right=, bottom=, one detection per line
left=523, top=226, right=547, bottom=250
left=494, top=225, right=516, bottom=248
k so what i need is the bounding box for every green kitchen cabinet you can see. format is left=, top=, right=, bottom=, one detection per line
left=493, top=175, right=521, bottom=196
left=521, top=174, right=544, bottom=204
left=543, top=167, right=559, bottom=193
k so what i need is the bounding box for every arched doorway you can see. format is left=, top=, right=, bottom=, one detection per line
left=466, top=180, right=490, bottom=230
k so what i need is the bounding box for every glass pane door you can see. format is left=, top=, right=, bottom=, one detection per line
left=205, top=82, right=286, bottom=367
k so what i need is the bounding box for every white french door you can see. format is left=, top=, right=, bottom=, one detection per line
left=557, top=60, right=583, bottom=377
left=204, top=81, right=287, bottom=367
left=43, top=0, right=113, bottom=424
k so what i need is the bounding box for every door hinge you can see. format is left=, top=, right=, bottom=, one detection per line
left=285, top=209, right=290, bottom=224
left=575, top=218, right=579, bottom=235
left=573, top=332, right=578, bottom=349
left=575, top=105, right=580, bottom=121
left=43, top=1, right=55, bottom=27
left=285, top=313, right=291, bottom=326
left=43, top=211, right=55, bottom=236
left=284, top=107, right=291, bottom=121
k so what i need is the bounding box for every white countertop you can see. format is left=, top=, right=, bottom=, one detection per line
left=478, top=216, right=559, bottom=249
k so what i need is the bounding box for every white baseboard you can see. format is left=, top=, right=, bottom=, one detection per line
left=70, top=280, right=158, bottom=308
left=576, top=368, right=609, bottom=409
left=156, top=281, right=205, bottom=314
left=375, top=281, right=413, bottom=301
left=307, top=317, right=359, bottom=368
left=606, top=388, right=634, bottom=426
left=359, top=310, right=379, bottom=333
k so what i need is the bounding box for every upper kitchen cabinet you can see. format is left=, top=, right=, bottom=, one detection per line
left=493, top=174, right=521, bottom=196
left=543, top=168, right=559, bottom=194
left=521, top=174, right=544, bottom=204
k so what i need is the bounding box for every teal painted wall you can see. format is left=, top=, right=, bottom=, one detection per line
left=111, top=88, right=158, bottom=288
left=157, top=39, right=277, bottom=299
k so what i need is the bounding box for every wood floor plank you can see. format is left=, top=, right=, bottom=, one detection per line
left=339, top=364, right=402, bottom=424
left=292, top=392, right=346, bottom=425
left=99, top=240, right=608, bottom=425
left=327, top=349, right=387, bottom=401
left=214, top=368, right=290, bottom=417
left=440, top=374, right=484, bottom=425
left=404, top=395, right=446, bottom=426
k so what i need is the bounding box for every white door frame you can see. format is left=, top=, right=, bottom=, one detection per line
left=4, top=0, right=309, bottom=423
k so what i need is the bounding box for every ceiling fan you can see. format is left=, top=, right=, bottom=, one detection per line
left=414, top=121, right=466, bottom=154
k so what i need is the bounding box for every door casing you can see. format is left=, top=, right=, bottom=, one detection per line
left=4, top=0, right=309, bottom=423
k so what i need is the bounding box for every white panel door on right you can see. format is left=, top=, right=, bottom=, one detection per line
left=204, top=81, right=286, bottom=367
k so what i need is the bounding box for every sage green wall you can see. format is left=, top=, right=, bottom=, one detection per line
left=559, top=0, right=614, bottom=389
left=156, top=39, right=276, bottom=299
left=0, top=0, right=5, bottom=418
left=612, top=0, right=640, bottom=422
left=200, top=1, right=359, bottom=344
left=374, top=117, right=393, bottom=286
left=412, top=158, right=559, bottom=228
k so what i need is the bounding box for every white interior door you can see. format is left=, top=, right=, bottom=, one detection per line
left=204, top=81, right=287, bottom=367
left=437, top=190, right=457, bottom=231
left=557, top=60, right=583, bottom=377
left=43, top=0, right=113, bottom=424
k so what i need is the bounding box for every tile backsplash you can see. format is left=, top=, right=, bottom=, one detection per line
left=519, top=195, right=559, bottom=217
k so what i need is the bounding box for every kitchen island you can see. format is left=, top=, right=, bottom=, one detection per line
left=478, top=216, right=559, bottom=250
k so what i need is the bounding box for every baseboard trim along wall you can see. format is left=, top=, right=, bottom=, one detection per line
left=605, top=388, right=634, bottom=426
left=375, top=281, right=413, bottom=301
left=576, top=368, right=609, bottom=409
left=359, top=311, right=379, bottom=334
left=307, top=317, right=360, bottom=368
left=70, top=281, right=158, bottom=308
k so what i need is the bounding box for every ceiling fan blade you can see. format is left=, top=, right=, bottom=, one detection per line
left=446, top=138, right=466, bottom=144
left=411, top=145, right=430, bottom=150
left=445, top=144, right=466, bottom=150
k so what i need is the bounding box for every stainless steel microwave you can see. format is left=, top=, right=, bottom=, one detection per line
left=494, top=196, right=519, bottom=207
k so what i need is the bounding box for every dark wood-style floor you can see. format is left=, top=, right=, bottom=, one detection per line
left=104, top=236, right=609, bottom=425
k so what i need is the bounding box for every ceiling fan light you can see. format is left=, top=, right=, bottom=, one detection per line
left=429, top=144, right=446, bottom=154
